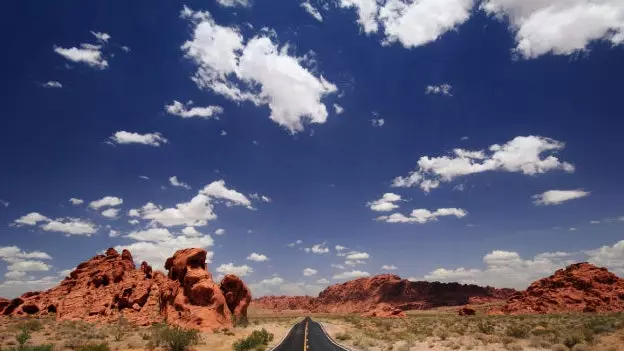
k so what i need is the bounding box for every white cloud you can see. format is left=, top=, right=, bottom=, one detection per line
left=126, top=228, right=173, bottom=242
left=346, top=251, right=370, bottom=260
left=381, top=264, right=397, bottom=270
left=335, top=245, right=347, bottom=251
left=216, top=263, right=253, bottom=277
left=247, top=253, right=269, bottom=262
left=532, top=189, right=590, bottom=206
left=377, top=207, right=467, bottom=224
left=169, top=176, right=191, bottom=190
left=302, top=2, right=323, bottom=22
left=109, top=131, right=168, bottom=146
left=128, top=209, right=140, bottom=217
left=221, top=130, right=227, bottom=136
left=215, top=228, right=226, bottom=235
left=0, top=246, right=52, bottom=261
left=4, top=271, right=26, bottom=280
left=54, top=43, right=108, bottom=69
left=585, top=240, right=624, bottom=275
left=165, top=100, right=223, bottom=119
left=128, top=219, right=140, bottom=225
left=379, top=0, right=474, bottom=48
left=8, top=260, right=51, bottom=273
left=101, top=208, right=120, bottom=218
left=249, top=276, right=324, bottom=297
left=42, top=81, right=62, bottom=88
left=569, top=227, right=577, bottom=231
left=0, top=200, right=8, bottom=207
left=425, top=83, right=452, bottom=96
left=181, top=7, right=337, bottom=133
left=316, top=278, right=330, bottom=284
left=120, top=46, right=131, bottom=52
left=69, top=198, right=84, bottom=205
left=14, top=212, right=50, bottom=226
left=115, top=234, right=214, bottom=271
left=307, top=243, right=329, bottom=254
left=333, top=270, right=370, bottom=280
left=89, top=196, right=123, bottom=209
left=368, top=193, right=402, bottom=212
left=249, top=193, right=272, bottom=203
left=334, top=104, right=344, bottom=114
left=139, top=175, right=150, bottom=180
left=331, top=263, right=346, bottom=269
left=0, top=276, right=60, bottom=299
left=303, top=268, right=318, bottom=276
left=91, top=31, right=111, bottom=43
left=482, top=0, right=624, bottom=59
left=109, top=229, right=120, bottom=237
left=181, top=226, right=202, bottom=237
left=339, top=0, right=380, bottom=34
left=371, top=118, right=385, bottom=127
left=392, top=136, right=574, bottom=192
left=40, top=218, right=97, bottom=236
left=138, top=180, right=251, bottom=227
left=216, top=0, right=249, bottom=7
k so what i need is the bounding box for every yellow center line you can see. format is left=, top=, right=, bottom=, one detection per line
left=303, top=318, right=309, bottom=351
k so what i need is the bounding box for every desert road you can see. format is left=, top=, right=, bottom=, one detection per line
left=271, top=316, right=350, bottom=351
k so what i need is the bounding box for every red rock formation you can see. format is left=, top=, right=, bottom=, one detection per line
left=252, top=274, right=515, bottom=316
left=220, top=274, right=252, bottom=325
left=495, top=263, right=624, bottom=314
left=361, top=303, right=406, bottom=318
left=0, top=247, right=251, bottom=332
left=458, top=307, right=476, bottom=316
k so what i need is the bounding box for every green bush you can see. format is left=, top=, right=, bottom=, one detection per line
left=232, top=329, right=274, bottom=351
left=4, top=345, right=54, bottom=351
left=17, top=329, right=31, bottom=346
left=16, top=320, right=43, bottom=332
left=476, top=319, right=495, bottom=334
left=76, top=344, right=110, bottom=351
left=563, top=333, right=584, bottom=349
left=335, top=333, right=352, bottom=341
left=159, top=325, right=200, bottom=351
left=505, top=324, right=531, bottom=339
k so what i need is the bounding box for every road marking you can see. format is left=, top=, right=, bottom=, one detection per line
left=303, top=318, right=309, bottom=351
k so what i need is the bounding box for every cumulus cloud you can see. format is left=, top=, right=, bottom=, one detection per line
left=316, top=278, right=330, bottom=284
left=109, top=131, right=168, bottom=146
left=216, top=263, right=253, bottom=276
left=368, top=193, right=402, bottom=212
left=334, top=104, right=344, bottom=115
left=216, top=0, right=249, bottom=7
left=333, top=270, right=370, bottom=280
left=339, top=0, right=380, bottom=34
left=377, top=208, right=467, bottom=224
left=69, top=198, right=84, bottom=205
left=381, top=264, right=397, bottom=270
left=215, top=228, right=226, bottom=235
left=248, top=276, right=324, bottom=297
left=247, top=253, right=269, bottom=262
left=392, top=136, right=575, bottom=192
left=346, top=252, right=370, bottom=260
left=335, top=245, right=347, bottom=251
left=371, top=118, right=385, bottom=127
left=585, top=240, right=624, bottom=275
left=42, top=81, right=62, bottom=88
left=101, top=208, right=120, bottom=218
left=126, top=228, right=173, bottom=242
left=165, top=100, right=223, bottom=119
left=181, top=6, right=337, bottom=133
left=532, top=189, right=590, bottom=206
left=169, top=176, right=191, bottom=190
left=0, top=276, right=60, bottom=299
left=91, top=31, right=111, bottom=43
left=54, top=44, right=108, bottom=69
left=41, top=218, right=97, bottom=236
left=425, top=84, right=452, bottom=96
left=14, top=212, right=50, bottom=226
left=181, top=226, right=202, bottom=237
left=306, top=243, right=329, bottom=254
left=302, top=2, right=323, bottom=22
left=0, top=246, right=54, bottom=291
left=89, top=196, right=123, bottom=209
left=481, top=0, right=624, bottom=58
left=249, top=193, right=272, bottom=203
left=303, top=268, right=318, bottom=276
left=137, top=180, right=252, bottom=227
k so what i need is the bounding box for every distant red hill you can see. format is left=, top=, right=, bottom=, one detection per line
left=253, top=274, right=516, bottom=316
left=492, top=262, right=624, bottom=314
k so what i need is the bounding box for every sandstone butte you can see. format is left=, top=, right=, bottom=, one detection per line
left=0, top=248, right=251, bottom=332
left=491, top=262, right=624, bottom=314
left=253, top=274, right=517, bottom=317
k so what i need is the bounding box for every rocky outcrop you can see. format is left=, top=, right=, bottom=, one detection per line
left=361, top=303, right=406, bottom=318
left=458, top=307, right=476, bottom=316
left=495, top=263, right=624, bottom=314
left=0, top=247, right=251, bottom=332
left=252, top=274, right=515, bottom=317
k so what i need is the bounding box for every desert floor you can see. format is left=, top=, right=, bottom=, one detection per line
left=1, top=306, right=623, bottom=351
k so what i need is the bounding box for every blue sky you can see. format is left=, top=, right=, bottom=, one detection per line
left=1, top=0, right=624, bottom=298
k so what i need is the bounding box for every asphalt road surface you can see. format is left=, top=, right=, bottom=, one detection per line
left=271, top=317, right=350, bottom=351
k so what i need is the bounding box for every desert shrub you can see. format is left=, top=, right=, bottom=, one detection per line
left=76, top=343, right=110, bottom=351
left=563, top=333, right=584, bottom=348
left=506, top=324, right=531, bottom=339
left=17, top=329, right=31, bottom=347
left=550, top=344, right=569, bottom=351
left=571, top=344, right=590, bottom=351
left=335, top=333, right=351, bottom=341
left=113, top=316, right=129, bottom=341
left=4, top=345, right=54, bottom=351
left=476, top=319, right=495, bottom=334
left=433, top=327, right=449, bottom=340
left=505, top=343, right=524, bottom=351
left=232, top=329, right=274, bottom=351
left=158, top=325, right=200, bottom=351
left=529, top=336, right=552, bottom=348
